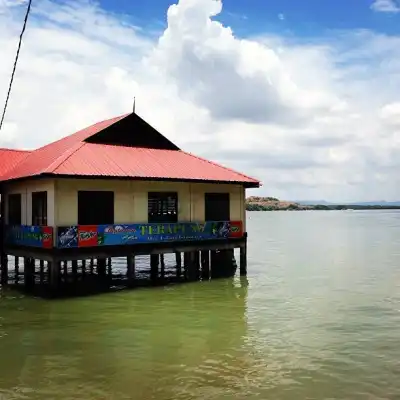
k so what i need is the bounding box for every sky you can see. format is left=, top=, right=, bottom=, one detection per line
left=0, top=0, right=400, bottom=202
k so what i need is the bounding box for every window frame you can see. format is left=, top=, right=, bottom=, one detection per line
left=148, top=192, right=178, bottom=223
left=32, top=191, right=48, bottom=226
left=8, top=193, right=22, bottom=225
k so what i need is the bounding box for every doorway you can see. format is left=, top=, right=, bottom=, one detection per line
left=204, top=193, right=230, bottom=221
left=78, top=191, right=114, bottom=225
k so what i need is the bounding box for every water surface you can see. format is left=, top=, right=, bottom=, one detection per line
left=1, top=211, right=400, bottom=399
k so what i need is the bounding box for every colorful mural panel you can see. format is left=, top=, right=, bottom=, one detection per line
left=56, top=221, right=243, bottom=249
left=6, top=225, right=54, bottom=248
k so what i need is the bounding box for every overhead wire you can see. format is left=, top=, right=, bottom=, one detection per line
left=0, top=0, right=33, bottom=132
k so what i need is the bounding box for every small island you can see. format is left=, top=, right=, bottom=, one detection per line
left=246, top=197, right=400, bottom=211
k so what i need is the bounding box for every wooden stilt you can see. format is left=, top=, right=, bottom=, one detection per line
left=15, top=256, right=20, bottom=285
left=160, top=254, right=165, bottom=279
left=201, top=250, right=210, bottom=280
left=63, top=261, right=68, bottom=281
left=49, top=260, right=60, bottom=294
left=0, top=254, right=7, bottom=287
left=240, top=242, right=247, bottom=276
left=107, top=257, right=112, bottom=279
left=127, top=254, right=135, bottom=287
left=81, top=259, right=86, bottom=278
left=39, top=259, right=44, bottom=285
left=97, top=258, right=106, bottom=277
left=183, top=252, right=190, bottom=280
left=150, top=254, right=159, bottom=282
left=175, top=252, right=182, bottom=279
left=24, top=257, right=35, bottom=290
left=72, top=260, right=78, bottom=283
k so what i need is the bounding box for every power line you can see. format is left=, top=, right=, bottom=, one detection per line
left=0, top=0, right=33, bottom=132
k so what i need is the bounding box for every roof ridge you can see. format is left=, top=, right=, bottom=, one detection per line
left=36, top=113, right=130, bottom=152
left=181, top=150, right=260, bottom=183
left=42, top=141, right=87, bottom=174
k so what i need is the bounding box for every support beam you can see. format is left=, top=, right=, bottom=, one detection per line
left=201, top=250, right=210, bottom=280
left=127, top=254, right=135, bottom=287
left=240, top=243, right=247, bottom=276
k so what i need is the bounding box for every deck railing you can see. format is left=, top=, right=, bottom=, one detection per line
left=5, top=221, right=243, bottom=249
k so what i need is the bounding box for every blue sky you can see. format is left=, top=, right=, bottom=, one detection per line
left=99, top=0, right=400, bottom=37
left=1, top=0, right=400, bottom=201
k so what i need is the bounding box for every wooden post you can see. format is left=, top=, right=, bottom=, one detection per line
left=97, top=258, right=106, bottom=277
left=81, top=259, right=86, bottom=278
left=160, top=254, right=165, bottom=279
left=63, top=261, right=68, bottom=281
left=39, top=259, right=44, bottom=285
left=49, top=260, right=60, bottom=295
left=210, top=250, right=217, bottom=278
left=240, top=242, right=247, bottom=276
left=186, top=251, right=199, bottom=281
left=201, top=250, right=210, bottom=280
left=183, top=252, right=190, bottom=280
left=193, top=251, right=200, bottom=280
left=127, top=254, right=135, bottom=287
left=175, top=252, right=182, bottom=279
left=107, top=258, right=112, bottom=279
left=72, top=260, right=78, bottom=283
left=150, top=254, right=159, bottom=282
left=15, top=256, right=20, bottom=285
left=24, top=257, right=35, bottom=290
left=0, top=191, right=7, bottom=287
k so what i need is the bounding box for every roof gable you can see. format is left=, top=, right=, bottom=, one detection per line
left=85, top=113, right=180, bottom=150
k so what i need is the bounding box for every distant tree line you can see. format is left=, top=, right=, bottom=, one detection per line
left=246, top=203, right=400, bottom=211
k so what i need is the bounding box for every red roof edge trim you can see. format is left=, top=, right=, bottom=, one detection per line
left=181, top=151, right=261, bottom=185
left=36, top=173, right=261, bottom=187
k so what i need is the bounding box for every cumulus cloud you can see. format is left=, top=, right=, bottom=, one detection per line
left=0, top=0, right=399, bottom=201
left=371, top=0, right=400, bottom=13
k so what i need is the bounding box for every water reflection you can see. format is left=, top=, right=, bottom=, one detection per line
left=0, top=277, right=249, bottom=399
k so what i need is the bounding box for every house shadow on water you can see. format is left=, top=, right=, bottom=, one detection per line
left=0, top=275, right=251, bottom=400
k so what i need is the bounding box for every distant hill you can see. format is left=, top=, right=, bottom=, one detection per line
left=247, top=197, right=400, bottom=211
left=296, top=200, right=400, bottom=206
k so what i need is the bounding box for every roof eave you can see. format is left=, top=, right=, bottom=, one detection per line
left=46, top=173, right=261, bottom=187
left=0, top=173, right=261, bottom=187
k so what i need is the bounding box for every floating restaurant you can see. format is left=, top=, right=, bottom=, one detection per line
left=0, top=112, right=260, bottom=296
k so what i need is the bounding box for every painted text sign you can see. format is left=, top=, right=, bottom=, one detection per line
left=57, top=221, right=243, bottom=249
left=6, top=225, right=54, bottom=248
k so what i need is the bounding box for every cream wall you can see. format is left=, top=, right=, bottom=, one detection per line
left=55, top=179, right=246, bottom=230
left=3, top=178, right=247, bottom=231
left=3, top=179, right=55, bottom=226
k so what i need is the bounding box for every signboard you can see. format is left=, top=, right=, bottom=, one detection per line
left=57, top=221, right=243, bottom=249
left=6, top=225, right=54, bottom=248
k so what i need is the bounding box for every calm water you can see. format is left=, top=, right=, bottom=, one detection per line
left=1, top=211, right=400, bottom=399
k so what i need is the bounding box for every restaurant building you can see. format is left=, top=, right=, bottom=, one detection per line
left=0, top=112, right=260, bottom=295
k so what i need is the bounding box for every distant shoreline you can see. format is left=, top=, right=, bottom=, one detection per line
left=246, top=197, right=400, bottom=211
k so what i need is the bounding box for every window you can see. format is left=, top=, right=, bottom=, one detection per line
left=78, top=191, right=114, bottom=225
left=8, top=193, right=22, bottom=225
left=32, top=191, right=47, bottom=226
left=148, top=192, right=178, bottom=223
left=205, top=193, right=230, bottom=221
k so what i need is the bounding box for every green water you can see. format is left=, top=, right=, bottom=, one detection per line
left=1, top=211, right=400, bottom=399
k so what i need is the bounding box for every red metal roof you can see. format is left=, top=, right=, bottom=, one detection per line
left=0, top=148, right=31, bottom=178
left=0, top=113, right=260, bottom=187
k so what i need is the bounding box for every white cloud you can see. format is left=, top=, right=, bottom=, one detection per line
left=0, top=0, right=400, bottom=201
left=371, top=0, right=400, bottom=13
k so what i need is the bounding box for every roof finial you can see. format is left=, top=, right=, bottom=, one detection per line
left=133, top=97, right=136, bottom=113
